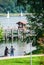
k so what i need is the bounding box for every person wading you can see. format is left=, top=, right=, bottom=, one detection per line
left=10, top=46, right=15, bottom=56
left=4, top=46, right=8, bottom=56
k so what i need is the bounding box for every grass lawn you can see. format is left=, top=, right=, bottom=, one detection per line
left=0, top=56, right=44, bottom=65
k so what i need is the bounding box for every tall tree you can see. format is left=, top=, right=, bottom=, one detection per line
left=26, top=0, right=44, bottom=53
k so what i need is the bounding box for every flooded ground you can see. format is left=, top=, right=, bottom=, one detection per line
left=0, top=16, right=36, bottom=56
left=0, top=42, right=36, bottom=56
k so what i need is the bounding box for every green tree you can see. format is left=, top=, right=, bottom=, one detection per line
left=0, top=27, right=3, bottom=42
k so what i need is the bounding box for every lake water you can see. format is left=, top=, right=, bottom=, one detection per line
left=0, top=16, right=27, bottom=29
left=0, top=16, right=36, bottom=56
left=0, top=42, right=36, bottom=56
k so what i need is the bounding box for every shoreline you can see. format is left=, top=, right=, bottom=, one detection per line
left=0, top=54, right=44, bottom=60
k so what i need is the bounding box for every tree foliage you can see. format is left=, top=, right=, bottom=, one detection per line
left=26, top=0, right=44, bottom=53
left=0, top=27, right=3, bottom=42
left=0, top=0, right=44, bottom=13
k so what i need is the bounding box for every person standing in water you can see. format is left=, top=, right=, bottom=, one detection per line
left=4, top=46, right=8, bottom=56
left=10, top=46, right=15, bottom=56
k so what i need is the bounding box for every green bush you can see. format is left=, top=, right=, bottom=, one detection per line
left=0, top=27, right=4, bottom=42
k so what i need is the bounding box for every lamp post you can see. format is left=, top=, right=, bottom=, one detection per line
left=30, top=39, right=32, bottom=65
left=29, top=34, right=36, bottom=65
left=26, top=22, right=37, bottom=65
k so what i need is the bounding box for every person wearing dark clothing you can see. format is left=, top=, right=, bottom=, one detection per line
left=4, top=46, right=8, bottom=56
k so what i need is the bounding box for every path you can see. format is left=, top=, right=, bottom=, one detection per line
left=0, top=54, right=44, bottom=60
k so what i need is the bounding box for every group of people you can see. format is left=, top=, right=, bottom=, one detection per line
left=4, top=46, right=15, bottom=56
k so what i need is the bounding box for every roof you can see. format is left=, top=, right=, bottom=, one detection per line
left=17, top=21, right=27, bottom=25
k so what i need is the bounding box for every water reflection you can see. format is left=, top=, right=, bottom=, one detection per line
left=0, top=42, right=36, bottom=56
left=0, top=16, right=36, bottom=56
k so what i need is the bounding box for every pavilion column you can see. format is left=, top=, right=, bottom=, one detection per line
left=5, top=29, right=8, bottom=42
left=11, top=29, right=13, bottom=44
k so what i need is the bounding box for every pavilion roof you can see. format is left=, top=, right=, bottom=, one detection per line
left=17, top=21, right=27, bottom=25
